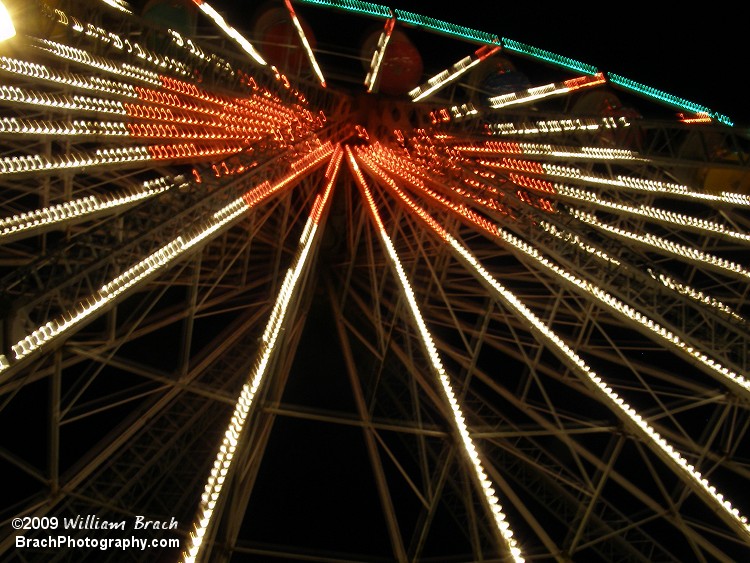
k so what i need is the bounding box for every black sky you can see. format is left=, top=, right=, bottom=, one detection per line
left=164, top=0, right=749, bottom=125
left=377, top=2, right=749, bottom=126
left=219, top=0, right=749, bottom=127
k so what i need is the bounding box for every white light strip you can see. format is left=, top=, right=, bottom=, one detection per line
left=183, top=229, right=313, bottom=563
left=375, top=147, right=745, bottom=332
left=455, top=141, right=643, bottom=162
left=652, top=270, right=744, bottom=321
left=1, top=145, right=334, bottom=373
left=0, top=53, right=302, bottom=139
left=488, top=82, right=558, bottom=109
left=487, top=116, right=628, bottom=136
left=0, top=117, right=128, bottom=137
left=484, top=157, right=750, bottom=208
left=9, top=236, right=186, bottom=363
left=538, top=220, right=744, bottom=322
left=0, top=143, right=246, bottom=176
left=356, top=147, right=750, bottom=399
left=0, top=85, right=126, bottom=115
left=0, top=82, right=276, bottom=141
left=0, top=56, right=138, bottom=98
left=447, top=103, right=479, bottom=120
left=356, top=152, right=750, bottom=541
left=166, top=28, right=233, bottom=77
left=498, top=172, right=750, bottom=244
left=410, top=47, right=499, bottom=102
left=181, top=148, right=341, bottom=563
left=52, top=7, right=189, bottom=77
left=614, top=174, right=750, bottom=206
left=538, top=221, right=621, bottom=266
left=6, top=200, right=244, bottom=365
left=36, top=39, right=161, bottom=86
left=364, top=17, right=394, bottom=93
left=497, top=225, right=750, bottom=396
left=349, top=149, right=524, bottom=562
left=556, top=184, right=750, bottom=243
left=571, top=209, right=750, bottom=280
left=285, top=0, right=326, bottom=87
left=487, top=74, right=605, bottom=109
left=446, top=227, right=750, bottom=543
left=0, top=146, right=150, bottom=175
left=0, top=177, right=175, bottom=240
left=98, top=0, right=132, bottom=13
left=194, top=1, right=267, bottom=66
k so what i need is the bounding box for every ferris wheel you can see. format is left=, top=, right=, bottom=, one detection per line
left=0, top=1, right=748, bottom=562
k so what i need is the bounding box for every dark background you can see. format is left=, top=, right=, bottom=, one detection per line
left=245, top=0, right=750, bottom=126
left=136, top=0, right=749, bottom=126
left=363, top=2, right=750, bottom=126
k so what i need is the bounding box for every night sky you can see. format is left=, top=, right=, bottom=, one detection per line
left=135, top=0, right=749, bottom=125
left=351, top=2, right=750, bottom=126
left=226, top=0, right=749, bottom=126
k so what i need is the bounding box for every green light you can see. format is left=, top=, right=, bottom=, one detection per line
left=294, top=0, right=391, bottom=19
left=502, top=38, right=598, bottom=76
left=608, top=73, right=734, bottom=127
left=715, top=114, right=734, bottom=126
left=393, top=9, right=500, bottom=44
left=292, top=1, right=734, bottom=127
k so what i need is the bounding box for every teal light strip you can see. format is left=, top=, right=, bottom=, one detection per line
left=393, top=9, right=500, bottom=44
left=608, top=73, right=734, bottom=126
left=502, top=38, right=598, bottom=76
left=293, top=1, right=733, bottom=126
left=293, top=0, right=391, bottom=19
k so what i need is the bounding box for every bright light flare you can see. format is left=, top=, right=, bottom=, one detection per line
left=0, top=1, right=15, bottom=42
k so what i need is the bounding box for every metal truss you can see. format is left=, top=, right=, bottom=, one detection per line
left=0, top=1, right=748, bottom=563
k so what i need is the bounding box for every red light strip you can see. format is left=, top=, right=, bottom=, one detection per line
left=507, top=173, right=555, bottom=194
left=495, top=157, right=545, bottom=175
left=678, top=112, right=712, bottom=124
left=355, top=146, right=501, bottom=239
left=151, top=81, right=290, bottom=128
left=364, top=143, right=517, bottom=219
left=310, top=145, right=343, bottom=224
left=475, top=44, right=501, bottom=61
left=242, top=142, right=335, bottom=208
left=146, top=142, right=245, bottom=161
left=562, top=72, right=606, bottom=90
